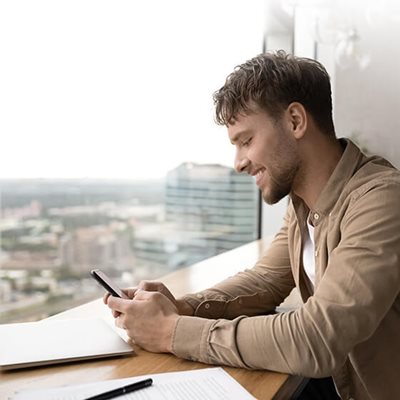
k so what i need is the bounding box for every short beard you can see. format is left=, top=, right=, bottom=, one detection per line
left=262, top=164, right=298, bottom=204
left=261, top=122, right=300, bottom=205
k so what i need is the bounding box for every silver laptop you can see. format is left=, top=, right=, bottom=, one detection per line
left=0, top=317, right=133, bottom=370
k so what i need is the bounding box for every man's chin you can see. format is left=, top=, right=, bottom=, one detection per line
left=263, top=196, right=279, bottom=205
left=261, top=190, right=276, bottom=205
left=261, top=187, right=287, bottom=205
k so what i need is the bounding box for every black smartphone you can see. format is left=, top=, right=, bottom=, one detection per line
left=90, top=269, right=129, bottom=299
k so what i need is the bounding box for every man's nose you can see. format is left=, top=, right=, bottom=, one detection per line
left=234, top=152, right=250, bottom=173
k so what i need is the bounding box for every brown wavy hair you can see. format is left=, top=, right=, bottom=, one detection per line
left=213, top=50, right=335, bottom=136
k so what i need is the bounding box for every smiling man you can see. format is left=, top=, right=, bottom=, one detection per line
left=106, top=51, right=400, bottom=400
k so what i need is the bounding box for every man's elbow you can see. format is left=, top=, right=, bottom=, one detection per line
left=291, top=345, right=347, bottom=378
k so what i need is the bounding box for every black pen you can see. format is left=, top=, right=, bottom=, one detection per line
left=83, top=378, right=153, bottom=400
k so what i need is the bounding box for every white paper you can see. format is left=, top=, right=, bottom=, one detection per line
left=11, top=367, right=256, bottom=400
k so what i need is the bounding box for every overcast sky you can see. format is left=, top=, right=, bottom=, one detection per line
left=0, top=0, right=265, bottom=179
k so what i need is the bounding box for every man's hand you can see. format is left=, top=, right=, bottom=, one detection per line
left=103, top=280, right=194, bottom=317
left=135, top=281, right=195, bottom=316
left=106, top=290, right=180, bottom=353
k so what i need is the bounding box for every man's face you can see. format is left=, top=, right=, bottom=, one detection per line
left=228, top=107, right=300, bottom=204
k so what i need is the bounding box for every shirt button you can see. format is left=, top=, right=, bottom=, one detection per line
left=313, top=213, right=319, bottom=220
left=315, top=250, right=319, bottom=257
left=204, top=303, right=210, bottom=310
left=196, top=293, right=203, bottom=299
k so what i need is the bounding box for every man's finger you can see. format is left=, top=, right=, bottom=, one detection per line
left=134, top=290, right=160, bottom=301
left=124, top=288, right=137, bottom=298
left=114, top=315, right=125, bottom=330
left=103, top=292, right=110, bottom=304
left=106, top=295, right=132, bottom=313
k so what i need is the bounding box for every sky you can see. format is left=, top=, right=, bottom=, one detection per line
left=0, top=0, right=265, bottom=180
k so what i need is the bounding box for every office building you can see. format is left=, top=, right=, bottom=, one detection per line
left=166, top=162, right=258, bottom=251
left=132, top=163, right=258, bottom=273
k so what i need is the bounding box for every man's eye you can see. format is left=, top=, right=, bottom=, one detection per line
left=242, top=138, right=252, bottom=146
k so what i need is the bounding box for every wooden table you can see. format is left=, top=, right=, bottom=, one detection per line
left=0, top=239, right=305, bottom=400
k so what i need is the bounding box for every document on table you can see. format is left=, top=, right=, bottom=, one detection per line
left=11, top=367, right=256, bottom=400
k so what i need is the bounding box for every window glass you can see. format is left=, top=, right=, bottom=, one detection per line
left=0, top=0, right=264, bottom=323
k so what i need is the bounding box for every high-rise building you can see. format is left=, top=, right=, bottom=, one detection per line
left=132, top=163, right=259, bottom=274
left=166, top=163, right=259, bottom=252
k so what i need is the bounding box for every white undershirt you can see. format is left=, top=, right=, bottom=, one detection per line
left=302, top=218, right=316, bottom=287
left=302, top=218, right=341, bottom=395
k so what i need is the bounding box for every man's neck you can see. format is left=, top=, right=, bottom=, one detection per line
left=293, top=136, right=344, bottom=210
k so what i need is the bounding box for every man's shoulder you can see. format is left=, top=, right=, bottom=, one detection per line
left=344, top=155, right=400, bottom=200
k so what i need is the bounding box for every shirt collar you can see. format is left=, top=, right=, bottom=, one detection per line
left=291, top=138, right=365, bottom=225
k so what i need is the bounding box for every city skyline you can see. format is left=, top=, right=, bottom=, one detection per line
left=0, top=163, right=258, bottom=323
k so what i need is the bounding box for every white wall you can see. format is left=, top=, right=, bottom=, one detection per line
left=261, top=0, right=400, bottom=237
left=334, top=7, right=400, bottom=166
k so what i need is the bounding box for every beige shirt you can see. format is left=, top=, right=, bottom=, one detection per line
left=172, top=139, right=400, bottom=400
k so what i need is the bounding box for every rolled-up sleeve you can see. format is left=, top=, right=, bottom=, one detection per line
left=180, top=207, right=295, bottom=320
left=172, top=183, right=400, bottom=378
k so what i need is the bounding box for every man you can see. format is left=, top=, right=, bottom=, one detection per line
left=105, top=51, right=400, bottom=399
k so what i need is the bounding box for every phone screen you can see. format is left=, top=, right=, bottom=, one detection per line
left=90, top=269, right=129, bottom=299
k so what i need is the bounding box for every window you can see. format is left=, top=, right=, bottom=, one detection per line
left=0, top=0, right=265, bottom=323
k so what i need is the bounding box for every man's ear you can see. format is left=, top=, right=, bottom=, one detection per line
left=286, top=102, right=307, bottom=139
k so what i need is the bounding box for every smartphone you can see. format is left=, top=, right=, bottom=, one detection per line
left=90, top=269, right=129, bottom=299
